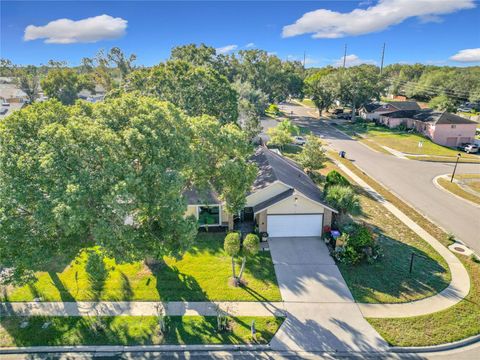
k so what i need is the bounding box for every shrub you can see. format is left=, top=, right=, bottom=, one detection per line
left=325, top=185, right=360, bottom=224
left=266, top=104, right=280, bottom=115
left=324, top=170, right=350, bottom=192
left=334, top=223, right=380, bottom=265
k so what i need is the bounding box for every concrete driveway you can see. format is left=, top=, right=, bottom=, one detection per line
left=268, top=237, right=388, bottom=352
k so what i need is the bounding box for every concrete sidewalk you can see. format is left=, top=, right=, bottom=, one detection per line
left=335, top=161, right=471, bottom=318
left=0, top=301, right=285, bottom=317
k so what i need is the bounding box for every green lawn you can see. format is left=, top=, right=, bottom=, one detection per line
left=438, top=176, right=480, bottom=205
left=338, top=122, right=479, bottom=161
left=332, top=153, right=480, bottom=345
left=0, top=315, right=285, bottom=347
left=367, top=257, right=480, bottom=346
left=317, top=157, right=450, bottom=304
left=0, top=233, right=281, bottom=302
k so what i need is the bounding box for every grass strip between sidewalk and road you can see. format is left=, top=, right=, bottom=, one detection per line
left=437, top=176, right=480, bottom=206
left=0, top=315, right=284, bottom=347
left=331, top=153, right=480, bottom=347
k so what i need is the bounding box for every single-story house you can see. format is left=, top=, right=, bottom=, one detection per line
left=360, top=101, right=421, bottom=121
left=78, top=85, right=107, bottom=103
left=185, top=146, right=337, bottom=238
left=379, top=109, right=477, bottom=147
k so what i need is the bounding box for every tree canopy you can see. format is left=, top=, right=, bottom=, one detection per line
left=41, top=69, right=95, bottom=105
left=0, top=94, right=255, bottom=282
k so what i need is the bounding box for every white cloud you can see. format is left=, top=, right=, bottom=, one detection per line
left=282, top=0, right=475, bottom=38
left=24, top=14, right=127, bottom=44
left=216, top=44, right=238, bottom=54
left=245, top=42, right=255, bottom=48
left=333, top=54, right=377, bottom=67
left=450, top=48, right=480, bottom=62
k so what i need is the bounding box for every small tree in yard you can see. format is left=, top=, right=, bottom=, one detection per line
left=324, top=170, right=350, bottom=192
left=237, top=233, right=260, bottom=284
left=325, top=185, right=361, bottom=225
left=224, top=232, right=241, bottom=286
left=298, top=135, right=327, bottom=171
left=267, top=127, right=292, bottom=150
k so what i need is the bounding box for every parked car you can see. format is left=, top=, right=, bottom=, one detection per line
left=458, top=143, right=478, bottom=154
left=293, top=136, right=306, bottom=146
left=331, top=108, right=343, bottom=115
left=462, top=144, right=479, bottom=154
left=336, top=113, right=351, bottom=119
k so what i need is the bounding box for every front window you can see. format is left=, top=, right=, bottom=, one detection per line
left=198, top=206, right=220, bottom=225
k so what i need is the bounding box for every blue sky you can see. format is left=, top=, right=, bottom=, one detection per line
left=1, top=1, right=480, bottom=67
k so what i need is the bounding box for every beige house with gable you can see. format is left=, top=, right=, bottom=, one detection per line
left=186, top=146, right=336, bottom=238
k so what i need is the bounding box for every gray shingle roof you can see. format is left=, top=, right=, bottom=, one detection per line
left=184, top=187, right=221, bottom=205
left=389, top=101, right=421, bottom=111
left=250, top=146, right=329, bottom=207
left=252, top=188, right=294, bottom=214
left=413, top=110, right=477, bottom=125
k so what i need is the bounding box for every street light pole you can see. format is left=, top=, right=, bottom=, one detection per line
left=451, top=153, right=462, bottom=182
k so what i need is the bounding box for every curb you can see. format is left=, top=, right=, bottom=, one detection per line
left=391, top=333, right=480, bottom=353
left=0, top=344, right=270, bottom=355
left=433, top=174, right=480, bottom=208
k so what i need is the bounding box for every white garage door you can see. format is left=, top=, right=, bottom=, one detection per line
left=267, top=214, right=323, bottom=237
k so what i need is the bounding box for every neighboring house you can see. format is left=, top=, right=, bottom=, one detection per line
left=360, top=101, right=421, bottom=121
left=185, top=146, right=336, bottom=238
left=379, top=109, right=477, bottom=147
left=0, top=83, right=28, bottom=104
left=0, top=83, right=27, bottom=120
left=78, top=85, right=106, bottom=103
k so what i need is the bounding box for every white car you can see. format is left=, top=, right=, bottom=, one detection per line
left=293, top=136, right=306, bottom=145
left=463, top=144, right=479, bottom=154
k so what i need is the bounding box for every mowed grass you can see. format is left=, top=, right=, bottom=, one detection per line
left=0, top=233, right=281, bottom=302
left=331, top=153, right=480, bottom=345
left=338, top=122, right=479, bottom=161
left=0, top=315, right=285, bottom=347
left=367, top=257, right=480, bottom=346
left=317, top=157, right=450, bottom=303
left=438, top=176, right=480, bottom=205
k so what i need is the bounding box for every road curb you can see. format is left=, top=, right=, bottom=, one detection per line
left=0, top=344, right=270, bottom=355
left=391, top=333, right=480, bottom=353
left=433, top=174, right=480, bottom=208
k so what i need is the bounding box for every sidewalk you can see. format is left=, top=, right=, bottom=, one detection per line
left=335, top=161, right=471, bottom=318
left=0, top=301, right=285, bottom=317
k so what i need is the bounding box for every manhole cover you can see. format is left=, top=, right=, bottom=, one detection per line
left=454, top=246, right=465, bottom=252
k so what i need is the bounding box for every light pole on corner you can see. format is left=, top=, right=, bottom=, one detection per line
left=451, top=153, right=462, bottom=182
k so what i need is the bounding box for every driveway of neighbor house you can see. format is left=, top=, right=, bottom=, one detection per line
left=268, top=237, right=388, bottom=352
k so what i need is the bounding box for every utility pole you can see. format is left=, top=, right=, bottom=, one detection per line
left=380, top=42, right=386, bottom=75
left=303, top=50, right=306, bottom=69
left=343, top=44, right=347, bottom=68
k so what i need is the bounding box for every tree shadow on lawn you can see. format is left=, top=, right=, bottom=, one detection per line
left=185, top=232, right=226, bottom=256
left=338, top=226, right=450, bottom=303
left=148, top=262, right=208, bottom=302
left=0, top=316, right=155, bottom=347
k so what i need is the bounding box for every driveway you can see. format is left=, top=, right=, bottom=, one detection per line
left=268, top=237, right=388, bottom=352
left=279, top=103, right=480, bottom=254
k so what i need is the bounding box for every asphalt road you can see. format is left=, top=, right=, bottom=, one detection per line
left=278, top=103, right=480, bottom=254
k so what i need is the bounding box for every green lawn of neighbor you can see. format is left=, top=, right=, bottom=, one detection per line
left=318, top=155, right=451, bottom=304
left=338, top=122, right=479, bottom=160
left=0, top=316, right=285, bottom=347
left=0, top=233, right=281, bottom=302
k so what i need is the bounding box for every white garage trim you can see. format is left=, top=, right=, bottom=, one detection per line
left=267, top=214, right=323, bottom=238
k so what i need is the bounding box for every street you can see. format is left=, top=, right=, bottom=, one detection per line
left=278, top=103, right=480, bottom=254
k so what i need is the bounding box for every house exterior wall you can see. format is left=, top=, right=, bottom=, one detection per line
left=379, top=116, right=413, bottom=128
left=430, top=124, right=477, bottom=147
left=185, top=205, right=197, bottom=218
left=266, top=194, right=326, bottom=215
left=256, top=210, right=268, bottom=232
left=323, top=210, right=332, bottom=228
left=245, top=182, right=289, bottom=207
